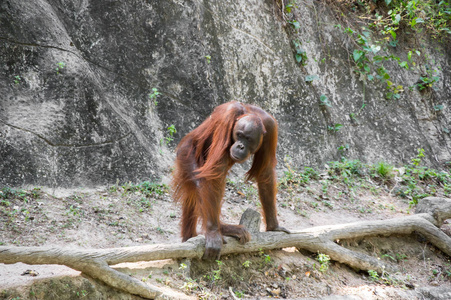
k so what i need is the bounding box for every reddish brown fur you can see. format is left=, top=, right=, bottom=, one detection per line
left=172, top=101, right=287, bottom=257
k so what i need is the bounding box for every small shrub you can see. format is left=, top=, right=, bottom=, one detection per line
left=368, top=269, right=379, bottom=281
left=371, top=161, right=395, bottom=180
left=316, top=253, right=330, bottom=273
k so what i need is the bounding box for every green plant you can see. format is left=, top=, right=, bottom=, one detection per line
left=109, top=183, right=119, bottom=193
left=76, top=290, right=88, bottom=298
left=56, top=62, right=66, bottom=74
left=14, top=75, right=21, bottom=84
left=288, top=19, right=300, bottom=30
left=0, top=187, right=27, bottom=201
left=411, top=148, right=425, bottom=166
left=328, top=124, right=343, bottom=132
left=433, top=104, right=445, bottom=112
left=342, top=26, right=401, bottom=97
left=385, top=80, right=404, bottom=100
left=368, top=269, right=379, bottom=281
left=180, top=278, right=198, bottom=292
left=66, top=205, right=82, bottom=217
left=121, top=181, right=168, bottom=197
left=384, top=0, right=451, bottom=38
left=416, top=75, right=440, bottom=91
left=338, top=144, right=350, bottom=156
left=382, top=253, right=407, bottom=263
left=205, top=260, right=223, bottom=283
left=319, top=94, right=331, bottom=107
left=205, top=55, right=211, bottom=64
left=242, top=260, right=251, bottom=268
left=279, top=158, right=319, bottom=188
left=139, top=181, right=167, bottom=196
left=137, top=197, right=152, bottom=212
left=371, top=161, right=395, bottom=180
left=335, top=0, right=450, bottom=104
left=258, top=249, right=272, bottom=266
left=396, top=253, right=408, bottom=262
left=394, top=148, right=451, bottom=208
left=156, top=226, right=164, bottom=234
left=161, top=124, right=177, bottom=146
left=322, top=180, right=329, bottom=196
left=316, top=253, right=330, bottom=272
left=22, top=209, right=31, bottom=221
left=149, top=88, right=161, bottom=105
left=285, top=0, right=298, bottom=13
left=322, top=200, right=334, bottom=209
left=31, top=187, right=41, bottom=199
left=327, top=158, right=366, bottom=186
left=305, top=74, right=319, bottom=82
left=293, top=40, right=307, bottom=66
left=234, top=290, right=244, bottom=298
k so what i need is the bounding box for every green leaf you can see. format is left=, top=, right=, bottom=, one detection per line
left=388, top=54, right=400, bottom=61
left=289, top=20, right=300, bottom=29
left=353, top=50, right=364, bottom=62
left=295, top=54, right=303, bottom=63
left=385, top=0, right=392, bottom=5
left=367, top=74, right=374, bottom=81
left=408, top=51, right=412, bottom=62
left=344, top=28, right=354, bottom=35
left=434, top=104, right=444, bottom=111
left=334, top=124, right=343, bottom=131
left=364, top=64, right=371, bottom=72
left=399, top=61, right=409, bottom=69
left=357, top=35, right=368, bottom=45
left=319, top=94, right=332, bottom=107
left=305, top=75, right=319, bottom=82
left=394, top=14, right=401, bottom=25
left=285, top=4, right=293, bottom=13
left=389, top=29, right=397, bottom=40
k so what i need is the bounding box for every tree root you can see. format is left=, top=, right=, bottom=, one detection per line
left=1, top=197, right=451, bottom=299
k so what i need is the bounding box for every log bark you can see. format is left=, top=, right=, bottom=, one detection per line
left=1, top=197, right=451, bottom=299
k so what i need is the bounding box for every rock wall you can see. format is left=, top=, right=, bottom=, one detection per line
left=1, top=0, right=450, bottom=187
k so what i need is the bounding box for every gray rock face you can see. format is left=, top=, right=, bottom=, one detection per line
left=1, top=0, right=450, bottom=187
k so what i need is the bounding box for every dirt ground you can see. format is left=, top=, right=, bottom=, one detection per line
left=1, top=165, right=451, bottom=299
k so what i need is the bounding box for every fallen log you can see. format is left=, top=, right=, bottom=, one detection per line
left=1, top=197, right=451, bottom=299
